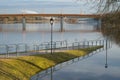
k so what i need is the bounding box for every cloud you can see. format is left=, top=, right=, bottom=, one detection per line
left=20, top=9, right=38, bottom=14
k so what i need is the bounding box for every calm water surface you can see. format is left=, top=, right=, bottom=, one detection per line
left=40, top=44, right=120, bottom=80
left=0, top=21, right=120, bottom=80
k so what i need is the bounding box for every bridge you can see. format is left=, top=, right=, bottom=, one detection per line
left=0, top=13, right=102, bottom=32
left=0, top=13, right=102, bottom=18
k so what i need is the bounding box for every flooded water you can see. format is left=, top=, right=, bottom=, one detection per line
left=0, top=21, right=101, bottom=44
left=39, top=44, right=119, bottom=80
left=0, top=20, right=120, bottom=80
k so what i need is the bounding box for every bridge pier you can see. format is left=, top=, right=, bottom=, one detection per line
left=22, top=17, right=26, bottom=31
left=60, top=16, right=64, bottom=32
left=98, top=19, right=102, bottom=31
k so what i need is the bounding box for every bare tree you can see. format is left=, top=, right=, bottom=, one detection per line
left=98, top=0, right=120, bottom=13
left=75, top=0, right=120, bottom=13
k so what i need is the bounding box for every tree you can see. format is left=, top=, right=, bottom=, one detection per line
left=97, top=0, right=120, bottom=13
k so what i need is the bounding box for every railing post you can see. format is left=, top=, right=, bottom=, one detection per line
left=37, top=45, right=39, bottom=51
left=83, top=41, right=85, bottom=48
left=99, top=40, right=101, bottom=46
left=87, top=41, right=89, bottom=48
left=60, top=41, right=62, bottom=50
left=72, top=43, right=74, bottom=49
left=25, top=44, right=28, bottom=53
left=16, top=44, right=19, bottom=57
left=53, top=42, right=56, bottom=52
left=64, top=40, right=68, bottom=49
left=6, top=45, right=9, bottom=58
left=96, top=40, right=97, bottom=46
left=91, top=41, right=93, bottom=47
left=78, top=42, right=80, bottom=49
left=45, top=44, right=48, bottom=53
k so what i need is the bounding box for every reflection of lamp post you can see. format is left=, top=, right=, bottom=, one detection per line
left=105, top=39, right=108, bottom=68
left=50, top=17, right=54, bottom=54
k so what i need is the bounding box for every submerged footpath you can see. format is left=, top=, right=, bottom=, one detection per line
left=0, top=46, right=103, bottom=80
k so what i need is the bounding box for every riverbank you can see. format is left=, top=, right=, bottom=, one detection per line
left=0, top=46, right=103, bottom=80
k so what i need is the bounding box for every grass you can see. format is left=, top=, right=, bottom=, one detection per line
left=0, top=46, right=103, bottom=80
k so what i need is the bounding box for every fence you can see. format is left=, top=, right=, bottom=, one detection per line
left=0, top=39, right=111, bottom=58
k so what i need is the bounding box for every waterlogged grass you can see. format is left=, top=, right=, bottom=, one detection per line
left=0, top=46, right=103, bottom=80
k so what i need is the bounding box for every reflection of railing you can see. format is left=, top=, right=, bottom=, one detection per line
left=30, top=44, right=111, bottom=80
left=0, top=40, right=111, bottom=58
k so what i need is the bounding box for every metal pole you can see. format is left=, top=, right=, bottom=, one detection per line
left=51, top=23, right=53, bottom=54
left=105, top=39, right=108, bottom=68
left=50, top=67, right=53, bottom=80
left=16, top=44, right=18, bottom=57
left=6, top=45, right=9, bottom=58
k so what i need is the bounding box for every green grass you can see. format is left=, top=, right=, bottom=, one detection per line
left=0, top=46, right=103, bottom=80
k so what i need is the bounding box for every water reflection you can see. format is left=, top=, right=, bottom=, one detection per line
left=101, top=24, right=120, bottom=46
left=31, top=45, right=111, bottom=80
left=0, top=19, right=119, bottom=80
left=0, top=22, right=102, bottom=45
left=105, top=40, right=108, bottom=68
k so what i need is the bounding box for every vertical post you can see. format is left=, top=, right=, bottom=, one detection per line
left=83, top=41, right=85, bottom=48
left=50, top=67, right=53, bottom=80
left=98, top=19, right=101, bottom=32
left=109, top=40, right=111, bottom=48
left=105, top=39, right=108, bottom=68
left=87, top=41, right=89, bottom=47
left=99, top=40, right=101, bottom=46
left=65, top=40, right=68, bottom=49
left=6, top=45, right=9, bottom=58
left=33, top=45, right=36, bottom=52
left=45, top=44, right=48, bottom=53
left=53, top=42, right=56, bottom=52
left=72, top=43, right=74, bottom=49
left=60, top=16, right=64, bottom=32
left=91, top=41, right=93, bottom=47
left=60, top=41, right=62, bottom=50
left=103, top=40, right=105, bottom=50
left=22, top=17, right=26, bottom=31
left=16, top=44, right=18, bottom=57
left=51, top=22, right=53, bottom=54
left=25, top=44, right=27, bottom=53
left=78, top=42, right=80, bottom=49
left=50, top=18, right=54, bottom=54
left=96, top=40, right=97, bottom=46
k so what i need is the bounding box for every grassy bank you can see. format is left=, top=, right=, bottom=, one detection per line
left=0, top=46, right=102, bottom=80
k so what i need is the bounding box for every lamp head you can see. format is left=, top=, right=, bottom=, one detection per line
left=50, top=17, right=54, bottom=25
left=105, top=64, right=108, bottom=68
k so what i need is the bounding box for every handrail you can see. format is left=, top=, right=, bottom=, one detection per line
left=0, top=40, right=109, bottom=58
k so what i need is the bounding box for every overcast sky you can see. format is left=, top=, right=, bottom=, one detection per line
left=0, top=0, right=97, bottom=14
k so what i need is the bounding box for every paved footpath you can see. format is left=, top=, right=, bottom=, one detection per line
left=0, top=45, right=93, bottom=58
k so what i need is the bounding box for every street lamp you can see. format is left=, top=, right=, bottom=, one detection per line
left=50, top=17, right=54, bottom=54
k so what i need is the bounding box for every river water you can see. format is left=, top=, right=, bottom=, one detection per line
left=0, top=20, right=120, bottom=80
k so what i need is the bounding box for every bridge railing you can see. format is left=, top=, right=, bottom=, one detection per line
left=0, top=40, right=111, bottom=58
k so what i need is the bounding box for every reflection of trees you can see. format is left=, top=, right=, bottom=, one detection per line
left=102, top=12, right=120, bottom=25
left=101, top=12, right=120, bottom=46
left=98, top=0, right=120, bottom=46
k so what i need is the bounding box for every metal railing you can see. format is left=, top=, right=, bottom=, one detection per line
left=0, top=40, right=111, bottom=58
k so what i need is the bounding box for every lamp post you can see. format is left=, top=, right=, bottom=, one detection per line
left=50, top=17, right=54, bottom=54
left=105, top=39, right=108, bottom=68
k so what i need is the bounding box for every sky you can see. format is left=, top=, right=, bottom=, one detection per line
left=0, top=0, right=97, bottom=14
